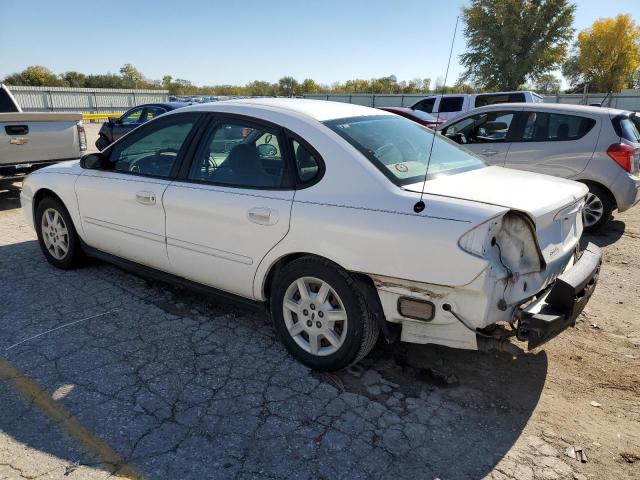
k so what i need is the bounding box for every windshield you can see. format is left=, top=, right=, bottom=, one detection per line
left=324, top=115, right=485, bottom=186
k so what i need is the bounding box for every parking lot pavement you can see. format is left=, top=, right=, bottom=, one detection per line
left=1, top=189, right=639, bottom=480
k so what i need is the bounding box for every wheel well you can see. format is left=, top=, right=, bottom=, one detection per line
left=578, top=180, right=617, bottom=209
left=32, top=188, right=64, bottom=221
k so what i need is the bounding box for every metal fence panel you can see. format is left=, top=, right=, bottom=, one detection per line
left=7, top=86, right=169, bottom=113
left=303, top=92, right=640, bottom=112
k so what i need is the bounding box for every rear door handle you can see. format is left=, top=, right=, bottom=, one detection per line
left=135, top=191, right=156, bottom=205
left=5, top=125, right=29, bottom=135
left=248, top=207, right=279, bottom=225
left=481, top=149, right=500, bottom=157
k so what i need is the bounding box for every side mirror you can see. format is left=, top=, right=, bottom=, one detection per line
left=108, top=117, right=121, bottom=124
left=257, top=144, right=277, bottom=157
left=80, top=152, right=107, bottom=170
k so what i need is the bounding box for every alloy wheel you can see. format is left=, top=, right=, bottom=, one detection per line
left=583, top=193, right=604, bottom=228
left=282, top=276, right=348, bottom=356
left=41, top=208, right=69, bottom=260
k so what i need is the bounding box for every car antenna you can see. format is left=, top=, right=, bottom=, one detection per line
left=414, top=15, right=459, bottom=214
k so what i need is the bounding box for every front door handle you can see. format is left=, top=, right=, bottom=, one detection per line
left=5, top=125, right=29, bottom=135
left=135, top=191, right=156, bottom=205
left=248, top=207, right=279, bottom=225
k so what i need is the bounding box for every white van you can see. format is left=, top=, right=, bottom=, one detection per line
left=410, top=91, right=544, bottom=122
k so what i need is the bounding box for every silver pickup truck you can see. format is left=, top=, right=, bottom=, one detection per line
left=0, top=84, right=87, bottom=186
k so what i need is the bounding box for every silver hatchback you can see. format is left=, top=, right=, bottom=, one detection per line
left=439, top=103, right=640, bottom=230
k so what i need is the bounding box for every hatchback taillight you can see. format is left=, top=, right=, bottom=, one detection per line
left=607, top=143, right=635, bottom=173
left=77, top=122, right=87, bottom=151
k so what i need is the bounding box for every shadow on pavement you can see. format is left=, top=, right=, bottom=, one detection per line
left=582, top=218, right=625, bottom=248
left=0, top=239, right=546, bottom=479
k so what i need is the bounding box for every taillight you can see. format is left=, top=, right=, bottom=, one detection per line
left=607, top=143, right=634, bottom=172
left=77, top=122, right=87, bottom=151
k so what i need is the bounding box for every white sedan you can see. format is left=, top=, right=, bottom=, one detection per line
left=21, top=99, right=602, bottom=370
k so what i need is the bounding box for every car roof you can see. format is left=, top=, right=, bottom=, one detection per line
left=378, top=107, right=411, bottom=112
left=177, top=98, right=392, bottom=122
left=473, top=102, right=631, bottom=116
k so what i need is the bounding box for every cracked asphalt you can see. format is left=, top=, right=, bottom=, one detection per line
left=0, top=184, right=638, bottom=480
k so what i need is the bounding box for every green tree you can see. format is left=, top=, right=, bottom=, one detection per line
left=278, top=76, right=299, bottom=96
left=300, top=78, right=321, bottom=94
left=571, top=14, right=640, bottom=93
left=60, top=71, right=86, bottom=87
left=461, top=0, right=575, bottom=90
left=3, top=65, right=65, bottom=86
left=535, top=73, right=562, bottom=94
left=119, top=63, right=144, bottom=88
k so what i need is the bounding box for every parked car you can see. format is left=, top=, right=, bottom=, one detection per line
left=95, top=102, right=190, bottom=150
left=377, top=107, right=444, bottom=129
left=439, top=103, right=640, bottom=230
left=410, top=91, right=544, bottom=122
left=0, top=84, right=86, bottom=187
left=21, top=99, right=601, bottom=370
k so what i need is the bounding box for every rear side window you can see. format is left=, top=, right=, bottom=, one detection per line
left=520, top=112, right=596, bottom=142
left=439, top=97, right=464, bottom=112
left=412, top=98, right=435, bottom=113
left=612, top=115, right=640, bottom=142
left=475, top=93, right=525, bottom=108
left=292, top=139, right=320, bottom=182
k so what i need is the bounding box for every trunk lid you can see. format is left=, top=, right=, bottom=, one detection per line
left=404, top=166, right=588, bottom=263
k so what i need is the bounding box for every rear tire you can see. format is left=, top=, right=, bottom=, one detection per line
left=270, top=257, right=379, bottom=371
left=35, top=197, right=84, bottom=269
left=583, top=184, right=613, bottom=232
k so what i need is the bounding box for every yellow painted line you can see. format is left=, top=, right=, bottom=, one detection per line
left=0, top=357, right=144, bottom=480
left=82, top=113, right=122, bottom=121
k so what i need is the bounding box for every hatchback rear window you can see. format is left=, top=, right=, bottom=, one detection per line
left=612, top=115, right=640, bottom=143
left=324, top=115, right=485, bottom=186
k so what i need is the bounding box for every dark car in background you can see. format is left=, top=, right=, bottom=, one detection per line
left=377, top=107, right=445, bottom=130
left=95, top=102, right=190, bottom=150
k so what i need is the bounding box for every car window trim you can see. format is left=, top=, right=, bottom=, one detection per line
left=100, top=112, right=204, bottom=181
left=177, top=112, right=296, bottom=191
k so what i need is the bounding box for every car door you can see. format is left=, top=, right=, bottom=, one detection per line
left=75, top=112, right=201, bottom=270
left=163, top=115, right=295, bottom=299
left=112, top=106, right=145, bottom=141
left=505, top=110, right=600, bottom=177
left=441, top=109, right=521, bottom=165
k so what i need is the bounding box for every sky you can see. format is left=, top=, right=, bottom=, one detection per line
left=0, top=0, right=638, bottom=87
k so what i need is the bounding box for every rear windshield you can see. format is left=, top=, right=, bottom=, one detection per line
left=324, top=115, right=485, bottom=186
left=612, top=115, right=640, bottom=142
left=408, top=109, right=438, bottom=122
left=475, top=92, right=525, bottom=108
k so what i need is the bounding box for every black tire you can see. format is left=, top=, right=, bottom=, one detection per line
left=270, top=256, right=379, bottom=371
left=583, top=184, right=613, bottom=232
left=35, top=196, right=84, bottom=269
left=95, top=135, right=110, bottom=151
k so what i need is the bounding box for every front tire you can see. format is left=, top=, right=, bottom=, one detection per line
left=583, top=185, right=613, bottom=232
left=270, top=257, right=379, bottom=371
left=35, top=197, right=84, bottom=269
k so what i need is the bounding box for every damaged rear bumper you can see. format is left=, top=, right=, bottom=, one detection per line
left=517, top=242, right=602, bottom=349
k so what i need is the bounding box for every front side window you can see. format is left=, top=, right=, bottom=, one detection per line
left=442, top=111, right=516, bottom=144
left=520, top=112, right=596, bottom=142
left=189, top=120, right=284, bottom=188
left=120, top=108, right=144, bottom=124
left=325, top=115, right=485, bottom=186
left=413, top=98, right=435, bottom=113
left=108, top=114, right=197, bottom=177
left=439, top=97, right=464, bottom=113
